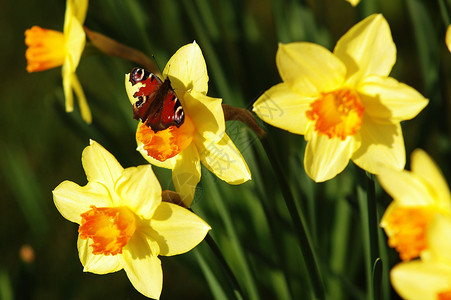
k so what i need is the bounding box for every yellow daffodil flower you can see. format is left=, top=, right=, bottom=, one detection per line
left=253, top=14, right=428, bottom=182
left=390, top=214, right=451, bottom=300
left=125, top=41, right=251, bottom=206
left=53, top=140, right=211, bottom=299
left=379, top=149, right=451, bottom=261
left=25, top=0, right=91, bottom=123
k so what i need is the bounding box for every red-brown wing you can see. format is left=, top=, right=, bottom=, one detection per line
left=146, top=83, right=184, bottom=132
left=130, top=68, right=163, bottom=122
left=129, top=67, right=185, bottom=132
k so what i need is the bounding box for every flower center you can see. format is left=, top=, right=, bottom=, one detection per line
left=136, top=115, right=195, bottom=162
left=79, top=205, right=137, bottom=256
left=384, top=206, right=434, bottom=261
left=25, top=26, right=66, bottom=73
left=306, top=88, right=364, bottom=140
left=439, top=290, right=451, bottom=300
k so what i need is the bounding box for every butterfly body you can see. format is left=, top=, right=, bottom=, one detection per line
left=129, top=67, right=185, bottom=132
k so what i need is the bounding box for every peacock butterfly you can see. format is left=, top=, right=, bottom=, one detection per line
left=128, top=67, right=185, bottom=132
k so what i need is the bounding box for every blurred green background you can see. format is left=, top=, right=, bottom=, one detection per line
left=0, top=0, right=450, bottom=299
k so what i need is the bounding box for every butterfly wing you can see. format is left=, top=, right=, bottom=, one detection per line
left=128, top=67, right=185, bottom=132
left=129, top=68, right=163, bottom=122
left=149, top=80, right=185, bottom=131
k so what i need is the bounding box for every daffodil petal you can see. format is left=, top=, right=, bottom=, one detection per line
left=62, top=63, right=74, bottom=112
left=277, top=42, right=346, bottom=97
left=352, top=118, right=405, bottom=174
left=359, top=75, right=428, bottom=123
left=124, top=74, right=136, bottom=105
left=164, top=41, right=208, bottom=94
left=196, top=132, right=251, bottom=184
left=63, top=0, right=88, bottom=34
left=82, top=140, right=124, bottom=190
left=376, top=165, right=433, bottom=206
left=64, top=15, right=85, bottom=72
left=115, top=165, right=162, bottom=219
left=61, top=2, right=86, bottom=116
left=53, top=180, right=112, bottom=224
left=334, top=14, right=396, bottom=83
left=252, top=83, right=312, bottom=135
left=172, top=144, right=201, bottom=207
left=304, top=134, right=354, bottom=182
left=77, top=237, right=122, bottom=274
left=391, top=260, right=451, bottom=300
left=121, top=233, right=163, bottom=299
left=411, top=149, right=451, bottom=209
left=380, top=202, right=397, bottom=235
left=183, top=90, right=225, bottom=142
left=71, top=73, right=92, bottom=123
left=68, top=0, right=88, bottom=23
left=427, top=215, right=451, bottom=264
left=150, top=202, right=210, bottom=256
left=346, top=0, right=360, bottom=6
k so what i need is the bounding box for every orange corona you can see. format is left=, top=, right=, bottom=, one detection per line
left=137, top=115, right=195, bottom=162
left=306, top=88, right=364, bottom=140
left=384, top=206, right=434, bottom=261
left=25, top=26, right=66, bottom=73
left=79, top=205, right=137, bottom=256
left=439, top=291, right=451, bottom=300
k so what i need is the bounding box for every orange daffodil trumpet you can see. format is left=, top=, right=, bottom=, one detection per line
left=390, top=215, right=451, bottom=300
left=253, top=14, right=428, bottom=182
left=52, top=140, right=210, bottom=299
left=125, top=41, right=251, bottom=206
left=25, top=0, right=92, bottom=123
left=377, top=150, right=451, bottom=299
left=379, top=149, right=451, bottom=261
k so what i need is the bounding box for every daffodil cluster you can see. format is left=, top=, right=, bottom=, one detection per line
left=26, top=3, right=447, bottom=299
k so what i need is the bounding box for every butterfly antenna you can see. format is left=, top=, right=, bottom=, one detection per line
left=151, top=54, right=163, bottom=77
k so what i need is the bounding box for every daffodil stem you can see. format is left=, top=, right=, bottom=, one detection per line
left=260, top=136, right=325, bottom=300
left=84, top=27, right=161, bottom=77
left=204, top=233, right=244, bottom=300
left=357, top=171, right=380, bottom=300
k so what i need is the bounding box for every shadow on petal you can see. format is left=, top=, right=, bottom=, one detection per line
left=351, top=115, right=404, bottom=173
left=126, top=231, right=160, bottom=260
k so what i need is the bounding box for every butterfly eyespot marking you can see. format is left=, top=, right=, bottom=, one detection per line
left=129, top=67, right=186, bottom=132
left=175, top=106, right=184, bottom=124
left=135, top=97, right=144, bottom=108
left=129, top=67, right=149, bottom=85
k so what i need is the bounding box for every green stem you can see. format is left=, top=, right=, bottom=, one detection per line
left=438, top=0, right=451, bottom=26
left=366, top=174, right=378, bottom=265
left=204, top=233, right=244, bottom=300
left=357, top=171, right=380, bottom=300
left=260, top=136, right=325, bottom=300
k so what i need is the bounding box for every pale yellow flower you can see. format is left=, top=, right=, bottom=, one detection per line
left=253, top=14, right=428, bottom=182
left=53, top=140, right=210, bottom=299
left=25, top=0, right=91, bottom=123
left=379, top=149, right=451, bottom=261
left=125, top=41, right=251, bottom=206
